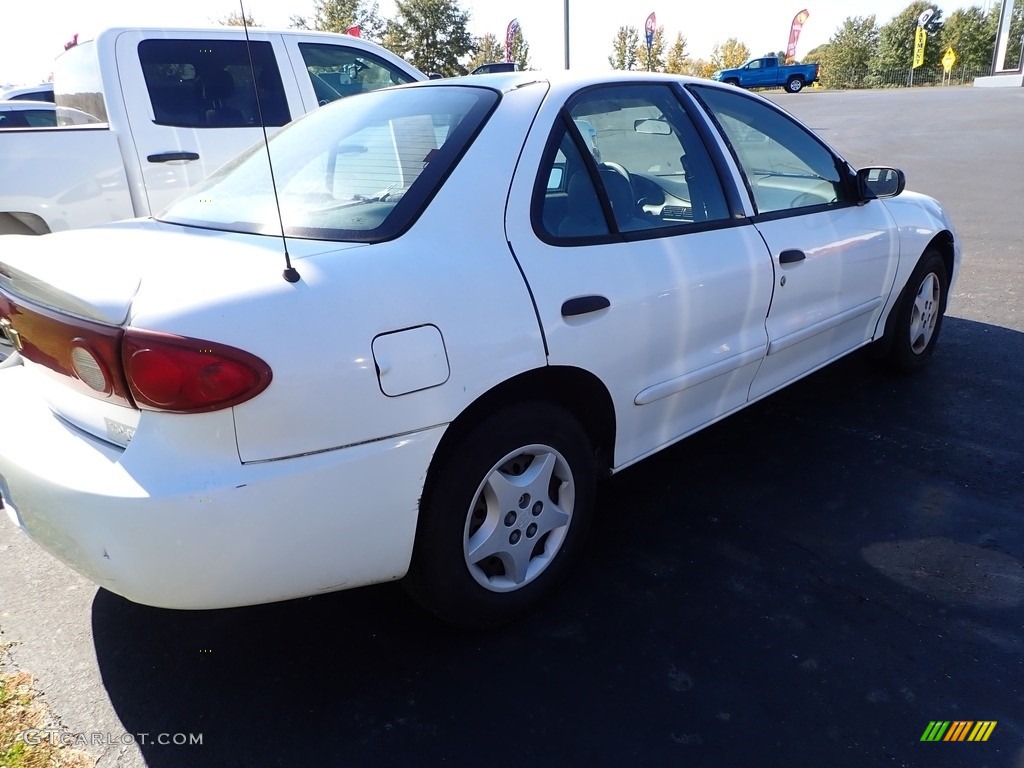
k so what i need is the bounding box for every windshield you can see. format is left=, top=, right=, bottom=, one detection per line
left=160, top=84, right=498, bottom=242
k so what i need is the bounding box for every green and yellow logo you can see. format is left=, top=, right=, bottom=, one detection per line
left=921, top=721, right=996, bottom=742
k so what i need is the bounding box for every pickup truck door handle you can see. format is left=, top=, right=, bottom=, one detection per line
left=561, top=295, right=611, bottom=317
left=147, top=151, right=200, bottom=163
left=779, top=249, right=806, bottom=264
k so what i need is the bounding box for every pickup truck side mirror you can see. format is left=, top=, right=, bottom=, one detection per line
left=857, top=167, right=905, bottom=200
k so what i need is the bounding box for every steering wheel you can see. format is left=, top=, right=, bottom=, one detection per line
left=599, top=161, right=631, bottom=184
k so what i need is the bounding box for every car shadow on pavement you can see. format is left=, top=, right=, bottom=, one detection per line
left=91, top=316, right=1024, bottom=768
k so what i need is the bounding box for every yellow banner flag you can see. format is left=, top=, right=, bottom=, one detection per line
left=913, top=27, right=927, bottom=68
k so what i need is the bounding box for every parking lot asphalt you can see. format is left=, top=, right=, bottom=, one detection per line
left=1, top=85, right=1022, bottom=768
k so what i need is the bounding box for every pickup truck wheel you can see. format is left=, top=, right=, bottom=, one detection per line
left=881, top=251, right=948, bottom=374
left=724, top=78, right=740, bottom=87
left=404, top=402, right=596, bottom=628
left=786, top=76, right=805, bottom=93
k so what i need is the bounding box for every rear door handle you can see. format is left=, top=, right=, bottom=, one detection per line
left=779, top=249, right=806, bottom=264
left=561, top=295, right=610, bottom=317
left=147, top=151, right=200, bottom=163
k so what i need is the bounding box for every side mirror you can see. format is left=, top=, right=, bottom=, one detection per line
left=858, top=167, right=905, bottom=199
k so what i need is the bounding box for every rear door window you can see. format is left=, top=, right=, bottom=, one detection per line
left=138, top=39, right=291, bottom=128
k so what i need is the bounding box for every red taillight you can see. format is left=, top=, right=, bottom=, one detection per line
left=0, top=291, right=132, bottom=404
left=122, top=329, right=272, bottom=413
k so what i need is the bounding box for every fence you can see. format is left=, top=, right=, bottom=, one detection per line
left=818, top=66, right=991, bottom=90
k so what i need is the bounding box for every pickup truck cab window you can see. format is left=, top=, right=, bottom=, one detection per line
left=138, top=39, right=291, bottom=128
left=297, top=43, right=418, bottom=106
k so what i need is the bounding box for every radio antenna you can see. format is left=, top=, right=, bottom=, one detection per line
left=239, top=0, right=300, bottom=283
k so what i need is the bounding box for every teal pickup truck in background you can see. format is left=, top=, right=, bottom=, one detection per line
left=712, top=56, right=819, bottom=93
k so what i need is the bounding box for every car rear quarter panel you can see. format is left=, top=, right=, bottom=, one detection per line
left=225, top=82, right=551, bottom=463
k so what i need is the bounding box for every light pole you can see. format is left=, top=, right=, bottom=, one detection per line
left=564, top=0, right=570, bottom=69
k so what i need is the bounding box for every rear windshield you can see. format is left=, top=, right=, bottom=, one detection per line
left=160, top=84, right=498, bottom=242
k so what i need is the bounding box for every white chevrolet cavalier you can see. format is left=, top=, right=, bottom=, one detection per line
left=0, top=72, right=958, bottom=626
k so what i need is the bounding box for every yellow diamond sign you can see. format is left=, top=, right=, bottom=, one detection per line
left=942, top=47, right=957, bottom=73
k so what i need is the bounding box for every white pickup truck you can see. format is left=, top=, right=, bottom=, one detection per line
left=0, top=27, right=424, bottom=236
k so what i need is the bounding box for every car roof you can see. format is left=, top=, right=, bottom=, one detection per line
left=425, top=69, right=718, bottom=93
left=78, top=27, right=427, bottom=80
left=90, top=26, right=415, bottom=54
left=0, top=83, right=54, bottom=99
left=0, top=100, right=55, bottom=110
left=401, top=70, right=732, bottom=106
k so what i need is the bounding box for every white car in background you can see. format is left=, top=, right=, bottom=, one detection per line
left=0, top=100, right=102, bottom=128
left=0, top=71, right=959, bottom=627
left=0, top=83, right=55, bottom=102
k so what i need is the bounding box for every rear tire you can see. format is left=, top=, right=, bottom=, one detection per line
left=786, top=76, right=804, bottom=93
left=881, top=251, right=948, bottom=373
left=404, top=402, right=596, bottom=628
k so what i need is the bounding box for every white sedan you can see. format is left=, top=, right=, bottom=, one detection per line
left=0, top=72, right=958, bottom=626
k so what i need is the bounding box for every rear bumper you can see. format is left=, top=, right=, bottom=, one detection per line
left=0, top=365, right=443, bottom=609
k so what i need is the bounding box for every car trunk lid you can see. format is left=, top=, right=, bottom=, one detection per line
left=0, top=219, right=361, bottom=445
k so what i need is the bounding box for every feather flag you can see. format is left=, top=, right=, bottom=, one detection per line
left=505, top=19, right=521, bottom=63
left=785, top=10, right=809, bottom=63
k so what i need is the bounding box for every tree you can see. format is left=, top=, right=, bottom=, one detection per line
left=665, top=32, right=690, bottom=74
left=218, top=10, right=260, bottom=27
left=875, top=2, right=944, bottom=76
left=941, top=6, right=996, bottom=72
left=609, top=26, right=641, bottom=70
left=802, top=43, right=829, bottom=63
left=508, top=29, right=532, bottom=70
left=382, top=0, right=475, bottom=77
left=710, top=38, right=751, bottom=70
left=634, top=25, right=667, bottom=72
left=816, top=15, right=879, bottom=89
left=1006, top=0, right=1024, bottom=70
left=679, top=58, right=720, bottom=78
left=467, top=32, right=504, bottom=72
left=290, top=0, right=385, bottom=41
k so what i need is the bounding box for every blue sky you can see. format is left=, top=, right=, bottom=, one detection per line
left=1, top=0, right=1000, bottom=85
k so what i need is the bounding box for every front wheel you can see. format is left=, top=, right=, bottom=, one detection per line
left=882, top=251, right=949, bottom=373
left=724, top=78, right=740, bottom=87
left=786, top=76, right=804, bottom=93
left=404, top=402, right=596, bottom=628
